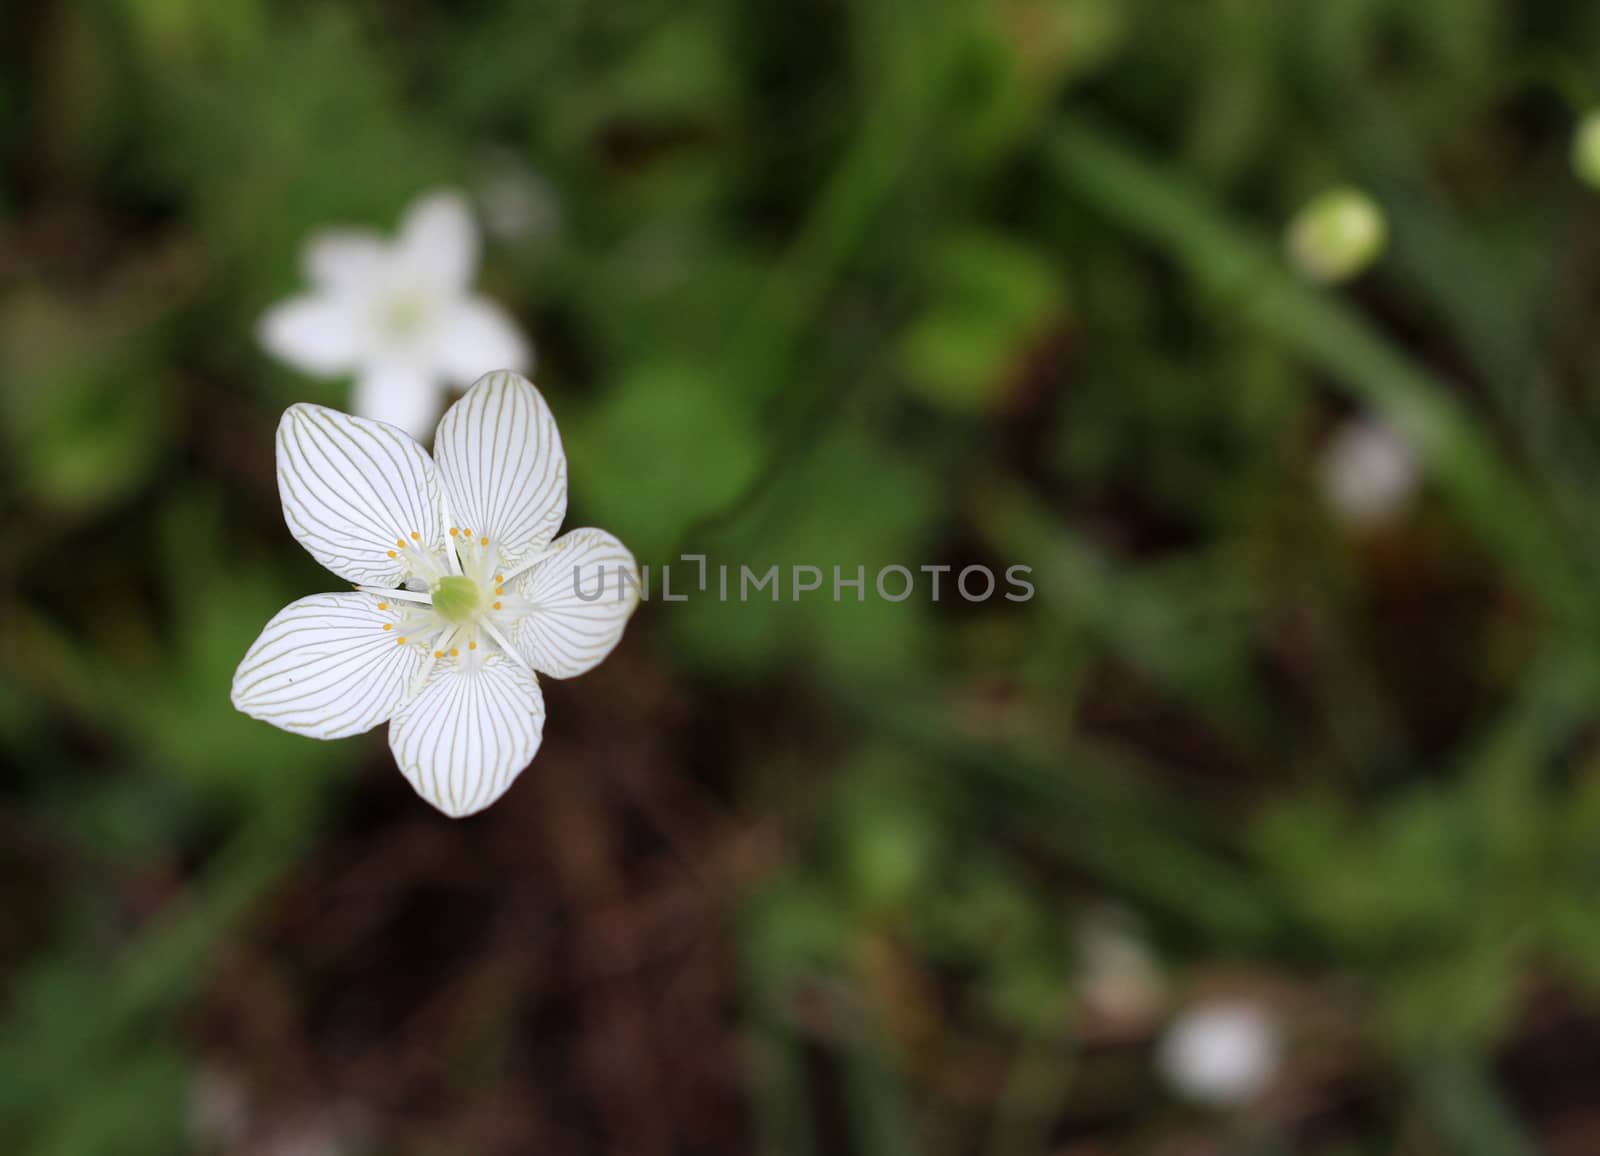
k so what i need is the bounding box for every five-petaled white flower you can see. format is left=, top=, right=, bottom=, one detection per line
left=232, top=371, right=639, bottom=818
left=259, top=191, right=530, bottom=440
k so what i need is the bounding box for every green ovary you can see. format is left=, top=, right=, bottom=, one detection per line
left=432, top=575, right=482, bottom=623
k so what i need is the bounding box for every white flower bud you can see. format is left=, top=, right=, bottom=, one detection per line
left=1285, top=188, right=1387, bottom=285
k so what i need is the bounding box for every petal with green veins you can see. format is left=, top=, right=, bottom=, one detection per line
left=388, top=657, right=545, bottom=817
left=232, top=593, right=425, bottom=739
left=433, top=371, right=567, bottom=568
left=277, top=402, right=443, bottom=586
left=509, top=527, right=640, bottom=679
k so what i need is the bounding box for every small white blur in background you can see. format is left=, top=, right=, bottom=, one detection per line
left=1157, top=999, right=1282, bottom=1106
left=1318, top=417, right=1420, bottom=529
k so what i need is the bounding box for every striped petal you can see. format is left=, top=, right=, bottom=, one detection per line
left=510, top=528, right=640, bottom=678
left=387, top=656, right=545, bottom=817
left=231, top=593, right=423, bottom=739
left=432, top=371, right=567, bottom=570
left=277, top=403, right=445, bottom=586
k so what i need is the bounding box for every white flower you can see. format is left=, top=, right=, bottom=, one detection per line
left=1157, top=1000, right=1281, bottom=1106
left=231, top=371, right=639, bottom=818
left=259, top=191, right=530, bottom=441
left=1318, top=417, right=1419, bottom=527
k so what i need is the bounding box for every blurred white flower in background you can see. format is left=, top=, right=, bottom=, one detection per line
left=1076, top=908, right=1166, bottom=1032
left=259, top=191, right=530, bottom=440
left=264, top=1108, right=374, bottom=1156
left=1285, top=187, right=1388, bottom=285
left=1318, top=417, right=1420, bottom=528
left=478, top=151, right=564, bottom=248
left=187, top=1066, right=250, bottom=1151
left=1157, top=1000, right=1281, bottom=1106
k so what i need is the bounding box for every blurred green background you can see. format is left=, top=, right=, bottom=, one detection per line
left=11, top=0, right=1600, bottom=1152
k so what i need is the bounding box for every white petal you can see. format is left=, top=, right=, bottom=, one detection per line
left=395, top=191, right=479, bottom=292
left=387, top=656, right=545, bottom=817
left=430, top=297, right=532, bottom=386
left=277, top=403, right=445, bottom=586
left=433, top=371, right=567, bottom=568
left=232, top=593, right=424, bottom=739
left=353, top=363, right=444, bottom=442
left=304, top=228, right=390, bottom=289
left=510, top=528, right=640, bottom=678
left=258, top=295, right=365, bottom=375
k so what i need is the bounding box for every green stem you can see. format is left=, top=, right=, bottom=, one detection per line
left=1045, top=115, right=1596, bottom=638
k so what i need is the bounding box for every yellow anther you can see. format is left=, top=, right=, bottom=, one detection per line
left=492, top=601, right=502, bottom=610
left=495, top=587, right=503, bottom=596
left=387, top=550, right=397, bottom=558
left=480, top=536, right=488, bottom=546
left=396, top=636, right=407, bottom=644
left=434, top=650, right=444, bottom=659
left=396, top=539, right=406, bottom=549
left=494, top=575, right=503, bottom=583
left=450, top=648, right=459, bottom=657
left=464, top=527, right=474, bottom=537
left=468, top=640, right=477, bottom=650
left=382, top=623, right=393, bottom=631
left=377, top=602, right=388, bottom=610
left=410, top=531, right=420, bottom=540
left=450, top=527, right=459, bottom=536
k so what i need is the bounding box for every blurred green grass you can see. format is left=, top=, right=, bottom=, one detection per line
left=9, top=0, right=1600, bottom=1153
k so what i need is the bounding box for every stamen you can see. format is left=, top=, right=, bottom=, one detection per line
left=387, top=550, right=397, bottom=558
left=493, top=601, right=502, bottom=610
left=377, top=602, right=388, bottom=610
left=480, top=536, right=488, bottom=546
left=410, top=531, right=420, bottom=540
left=434, top=650, right=444, bottom=659
left=382, top=623, right=393, bottom=631
left=450, top=648, right=459, bottom=657
left=397, top=636, right=407, bottom=644
left=464, top=528, right=474, bottom=537
left=494, top=575, right=503, bottom=584
left=468, top=641, right=477, bottom=650
left=450, top=527, right=460, bottom=536
left=396, top=539, right=405, bottom=549
left=482, top=620, right=528, bottom=670
left=357, top=585, right=432, bottom=605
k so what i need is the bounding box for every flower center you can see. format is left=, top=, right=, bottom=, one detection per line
left=431, top=575, right=482, bottom=624
left=380, top=291, right=431, bottom=337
